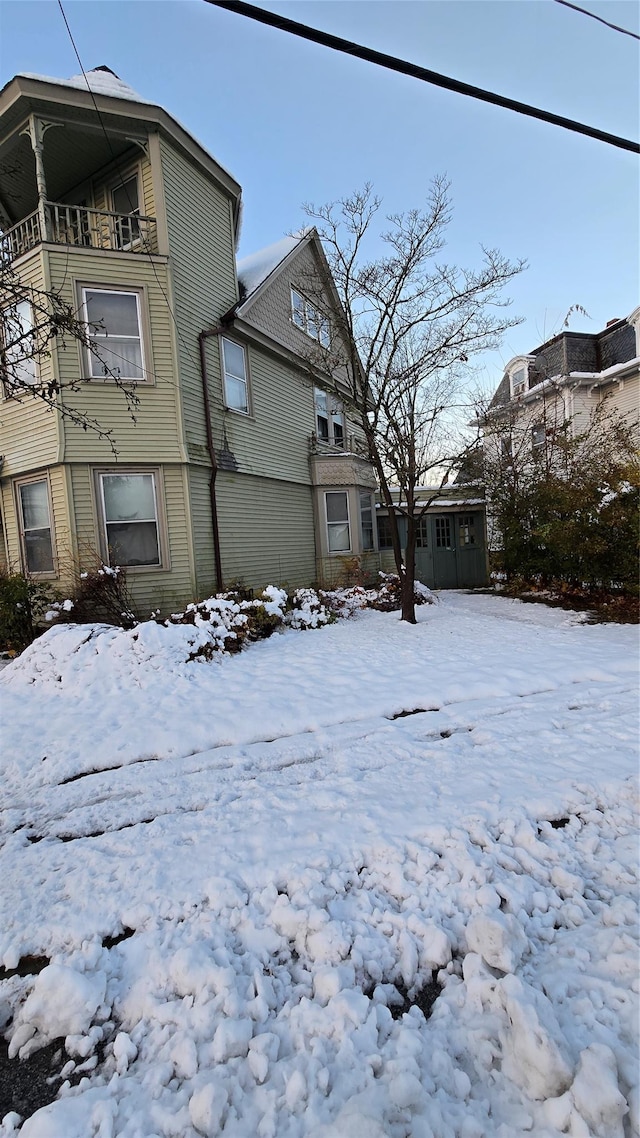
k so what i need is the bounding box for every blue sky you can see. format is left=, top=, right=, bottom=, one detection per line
left=1, top=0, right=638, bottom=383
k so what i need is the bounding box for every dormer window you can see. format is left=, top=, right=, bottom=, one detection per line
left=511, top=366, right=527, bottom=398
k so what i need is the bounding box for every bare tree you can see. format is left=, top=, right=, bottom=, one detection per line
left=301, top=179, right=525, bottom=621
left=1, top=260, right=140, bottom=453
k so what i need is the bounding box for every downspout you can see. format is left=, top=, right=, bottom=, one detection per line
left=198, top=330, right=224, bottom=592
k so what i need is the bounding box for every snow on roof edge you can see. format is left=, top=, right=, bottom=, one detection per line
left=237, top=228, right=313, bottom=299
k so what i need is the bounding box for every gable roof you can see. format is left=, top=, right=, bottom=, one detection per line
left=237, top=229, right=312, bottom=301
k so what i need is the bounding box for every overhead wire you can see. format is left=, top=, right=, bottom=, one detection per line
left=208, top=0, right=639, bottom=154
left=56, top=0, right=205, bottom=387
left=552, top=0, right=639, bottom=41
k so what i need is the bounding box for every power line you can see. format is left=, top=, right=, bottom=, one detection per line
left=208, top=0, right=639, bottom=155
left=552, top=0, right=640, bottom=41
left=56, top=0, right=203, bottom=386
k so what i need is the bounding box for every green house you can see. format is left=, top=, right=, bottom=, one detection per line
left=0, top=67, right=381, bottom=612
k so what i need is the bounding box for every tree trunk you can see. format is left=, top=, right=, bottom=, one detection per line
left=401, top=514, right=417, bottom=624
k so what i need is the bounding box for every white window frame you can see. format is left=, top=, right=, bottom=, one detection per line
left=2, top=299, right=37, bottom=394
left=507, top=356, right=535, bottom=400
left=109, top=169, right=142, bottom=250
left=324, top=490, right=351, bottom=554
left=359, top=491, right=375, bottom=552
left=221, top=337, right=250, bottom=414
left=80, top=285, right=148, bottom=383
left=95, top=468, right=168, bottom=571
left=15, top=474, right=56, bottom=577
left=531, top=423, right=546, bottom=452
left=291, top=289, right=330, bottom=348
left=314, top=386, right=344, bottom=446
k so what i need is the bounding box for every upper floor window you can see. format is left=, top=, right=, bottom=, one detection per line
left=314, top=387, right=344, bottom=446
left=2, top=300, right=36, bottom=392
left=221, top=338, right=249, bottom=413
left=82, top=286, right=145, bottom=381
left=510, top=366, right=528, bottom=398
left=531, top=423, right=546, bottom=452
left=16, top=476, right=55, bottom=575
left=291, top=289, right=330, bottom=348
left=110, top=173, right=141, bottom=249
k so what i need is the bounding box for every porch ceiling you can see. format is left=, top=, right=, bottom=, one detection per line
left=0, top=119, right=138, bottom=224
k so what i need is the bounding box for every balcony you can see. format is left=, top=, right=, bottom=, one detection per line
left=1, top=202, right=158, bottom=263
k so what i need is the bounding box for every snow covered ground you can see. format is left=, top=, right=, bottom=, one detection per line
left=0, top=592, right=638, bottom=1138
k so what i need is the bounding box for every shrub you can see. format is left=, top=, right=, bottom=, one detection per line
left=0, top=572, right=55, bottom=653
left=45, top=561, right=138, bottom=629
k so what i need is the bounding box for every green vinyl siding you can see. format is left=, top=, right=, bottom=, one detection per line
left=211, top=471, right=316, bottom=591
left=159, top=135, right=238, bottom=461
left=209, top=341, right=315, bottom=485
left=0, top=249, right=60, bottom=477
left=69, top=462, right=195, bottom=615
left=45, top=249, right=183, bottom=464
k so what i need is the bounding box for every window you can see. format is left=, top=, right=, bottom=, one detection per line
left=111, top=173, right=141, bottom=248
left=531, top=423, right=546, bottom=451
left=459, top=515, right=476, bottom=545
left=98, top=472, right=162, bottom=568
left=2, top=301, right=36, bottom=391
left=435, top=516, right=453, bottom=549
left=415, top=517, right=429, bottom=548
left=16, top=478, right=54, bottom=574
left=377, top=514, right=393, bottom=549
left=82, top=287, right=145, bottom=381
left=314, top=387, right=344, bottom=446
left=221, top=338, right=249, bottom=413
left=325, top=491, right=351, bottom=553
left=500, top=434, right=512, bottom=459
left=291, top=289, right=330, bottom=347
left=510, top=366, right=528, bottom=398
left=359, top=492, right=375, bottom=551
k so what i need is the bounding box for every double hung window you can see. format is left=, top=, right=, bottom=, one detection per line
left=291, top=289, right=330, bottom=348
left=221, top=338, right=249, bottom=413
left=2, top=301, right=36, bottom=391
left=82, top=287, right=145, bottom=381
left=359, top=492, right=375, bottom=551
left=17, top=478, right=54, bottom=574
left=325, top=491, right=351, bottom=553
left=98, top=472, right=162, bottom=568
left=314, top=387, right=344, bottom=446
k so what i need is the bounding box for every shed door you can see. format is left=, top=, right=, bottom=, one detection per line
left=456, top=513, right=487, bottom=587
left=432, top=515, right=458, bottom=588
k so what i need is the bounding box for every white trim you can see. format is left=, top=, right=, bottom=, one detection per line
left=324, top=489, right=351, bottom=554
left=220, top=336, right=250, bottom=414
left=81, top=284, right=147, bottom=382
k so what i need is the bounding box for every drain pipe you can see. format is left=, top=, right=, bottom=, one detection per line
left=198, top=329, right=224, bottom=593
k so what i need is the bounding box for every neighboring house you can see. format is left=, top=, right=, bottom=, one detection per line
left=484, top=308, right=640, bottom=460
left=0, top=67, right=380, bottom=610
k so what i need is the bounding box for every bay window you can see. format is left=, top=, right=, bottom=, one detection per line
left=325, top=490, right=351, bottom=553
left=98, top=471, right=163, bottom=568
left=16, top=477, right=55, bottom=574
left=359, top=491, right=375, bottom=551
left=82, top=287, right=145, bottom=381
left=2, top=300, right=36, bottom=391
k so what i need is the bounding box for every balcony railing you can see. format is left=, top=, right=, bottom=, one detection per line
left=1, top=202, right=158, bottom=263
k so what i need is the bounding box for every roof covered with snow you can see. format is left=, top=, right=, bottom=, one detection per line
left=17, top=66, right=147, bottom=103
left=237, top=229, right=312, bottom=299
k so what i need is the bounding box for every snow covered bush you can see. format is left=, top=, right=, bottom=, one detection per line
left=44, top=562, right=138, bottom=629
left=322, top=573, right=435, bottom=617
left=284, top=588, right=335, bottom=630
